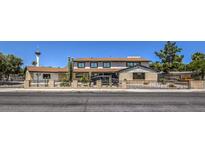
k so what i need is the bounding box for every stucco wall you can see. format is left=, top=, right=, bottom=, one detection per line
left=119, top=72, right=133, bottom=81
left=189, top=80, right=205, bottom=89
left=74, top=61, right=149, bottom=69
left=119, top=71, right=158, bottom=82
left=145, top=72, right=158, bottom=81
left=25, top=71, right=33, bottom=80
left=28, top=72, right=60, bottom=81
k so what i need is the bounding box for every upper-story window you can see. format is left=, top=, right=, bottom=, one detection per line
left=103, top=62, right=111, bottom=68
left=127, top=62, right=140, bottom=67
left=90, top=62, right=98, bottom=68
left=77, top=62, right=85, bottom=68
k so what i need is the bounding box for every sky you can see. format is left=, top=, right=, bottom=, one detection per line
left=0, top=41, right=204, bottom=67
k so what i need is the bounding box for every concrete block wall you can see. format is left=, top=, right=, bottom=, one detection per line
left=145, top=73, right=158, bottom=81
left=119, top=72, right=133, bottom=81
left=189, top=80, right=205, bottom=89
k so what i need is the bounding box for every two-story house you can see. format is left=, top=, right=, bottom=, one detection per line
left=72, top=56, right=157, bottom=83
left=26, top=55, right=158, bottom=85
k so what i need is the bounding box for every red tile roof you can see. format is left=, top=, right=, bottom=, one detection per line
left=27, top=66, right=67, bottom=73
left=74, top=57, right=150, bottom=62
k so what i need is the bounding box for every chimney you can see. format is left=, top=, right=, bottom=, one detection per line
left=35, top=50, right=41, bottom=67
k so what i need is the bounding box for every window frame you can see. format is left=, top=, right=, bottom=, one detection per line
left=90, top=62, right=98, bottom=68
left=43, top=74, right=51, bottom=79
left=133, top=72, right=145, bottom=80
left=127, top=62, right=140, bottom=67
left=103, top=62, right=111, bottom=68
left=77, top=62, right=85, bottom=68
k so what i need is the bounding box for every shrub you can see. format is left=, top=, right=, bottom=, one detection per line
left=80, top=76, right=89, bottom=83
left=168, top=83, right=176, bottom=88
left=60, top=79, right=70, bottom=87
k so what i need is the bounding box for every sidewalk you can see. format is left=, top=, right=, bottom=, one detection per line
left=0, top=88, right=205, bottom=93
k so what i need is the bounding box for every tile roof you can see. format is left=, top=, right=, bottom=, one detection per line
left=27, top=66, right=67, bottom=73
left=74, top=57, right=150, bottom=62
left=73, top=68, right=121, bottom=73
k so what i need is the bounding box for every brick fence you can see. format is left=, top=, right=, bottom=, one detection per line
left=189, top=80, right=205, bottom=89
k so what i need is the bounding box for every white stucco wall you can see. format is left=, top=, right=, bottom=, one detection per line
left=74, top=61, right=149, bottom=69
left=32, top=73, right=59, bottom=81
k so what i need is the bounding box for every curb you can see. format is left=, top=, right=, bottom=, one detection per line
left=0, top=88, right=205, bottom=93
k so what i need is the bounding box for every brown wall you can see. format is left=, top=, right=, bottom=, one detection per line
left=145, top=73, right=158, bottom=81
left=189, top=80, right=205, bottom=89
left=119, top=72, right=158, bottom=82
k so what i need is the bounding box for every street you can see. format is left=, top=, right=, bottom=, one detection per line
left=0, top=92, right=205, bottom=112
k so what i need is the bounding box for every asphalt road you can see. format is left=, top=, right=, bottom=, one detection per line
left=0, top=92, right=205, bottom=112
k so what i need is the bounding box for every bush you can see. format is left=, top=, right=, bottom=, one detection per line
left=143, top=81, right=149, bottom=85
left=159, top=78, right=166, bottom=84
left=80, top=76, right=89, bottom=83
left=60, top=79, right=70, bottom=87
left=168, top=83, right=176, bottom=88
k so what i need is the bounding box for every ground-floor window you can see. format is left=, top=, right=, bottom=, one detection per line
left=133, top=72, right=145, bottom=80
left=43, top=74, right=51, bottom=79
left=75, top=73, right=89, bottom=79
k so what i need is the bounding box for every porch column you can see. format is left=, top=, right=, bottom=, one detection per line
left=72, top=80, right=78, bottom=88
left=48, top=80, right=55, bottom=88
left=122, top=79, right=127, bottom=89
left=96, top=80, right=102, bottom=88
left=24, top=80, right=30, bottom=88
left=109, top=75, right=112, bottom=87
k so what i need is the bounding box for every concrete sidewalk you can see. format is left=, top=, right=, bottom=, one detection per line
left=0, top=88, right=205, bottom=93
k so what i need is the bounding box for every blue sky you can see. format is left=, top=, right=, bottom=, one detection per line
left=0, top=41, right=204, bottom=67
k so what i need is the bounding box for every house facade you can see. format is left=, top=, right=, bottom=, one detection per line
left=25, top=56, right=159, bottom=85
left=26, top=66, right=68, bottom=81
left=72, top=57, right=155, bottom=82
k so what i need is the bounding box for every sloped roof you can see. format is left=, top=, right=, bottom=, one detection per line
left=27, top=66, right=67, bottom=73
left=74, top=57, right=150, bottom=62
left=119, top=65, right=158, bottom=73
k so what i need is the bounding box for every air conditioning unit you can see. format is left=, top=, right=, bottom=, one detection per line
left=127, top=56, right=141, bottom=58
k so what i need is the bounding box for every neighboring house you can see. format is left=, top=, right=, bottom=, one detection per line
left=26, top=66, right=67, bottom=81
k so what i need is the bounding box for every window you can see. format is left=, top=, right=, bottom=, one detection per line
left=103, top=62, right=111, bottom=68
left=133, top=73, right=145, bottom=80
left=75, top=73, right=89, bottom=79
left=127, top=62, right=140, bottom=67
left=75, top=73, right=84, bottom=78
left=43, top=74, right=51, bottom=79
left=90, top=62, right=98, bottom=68
left=77, top=62, right=85, bottom=68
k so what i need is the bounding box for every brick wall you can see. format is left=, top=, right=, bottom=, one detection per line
left=189, top=80, right=205, bottom=89
left=145, top=73, right=158, bottom=81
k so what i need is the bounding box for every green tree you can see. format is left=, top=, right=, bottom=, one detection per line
left=0, top=52, right=6, bottom=79
left=151, top=41, right=185, bottom=73
left=0, top=53, right=23, bottom=80
left=188, top=52, right=205, bottom=80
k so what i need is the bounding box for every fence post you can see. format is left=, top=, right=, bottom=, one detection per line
left=48, top=80, right=55, bottom=88
left=96, top=80, right=102, bottom=88
left=122, top=80, right=127, bottom=89
left=24, top=80, right=30, bottom=88
left=189, top=80, right=205, bottom=89
left=72, top=80, right=78, bottom=88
